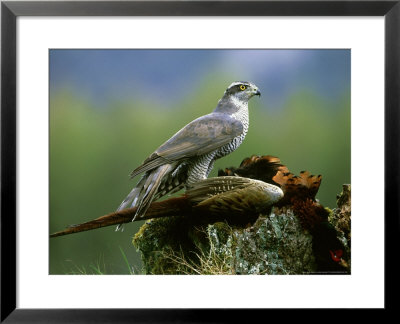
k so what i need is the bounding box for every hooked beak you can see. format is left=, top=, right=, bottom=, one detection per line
left=254, top=89, right=261, bottom=97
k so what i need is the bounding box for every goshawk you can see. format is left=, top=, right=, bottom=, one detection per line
left=117, top=81, right=261, bottom=224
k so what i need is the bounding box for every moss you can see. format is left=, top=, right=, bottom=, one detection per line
left=132, top=216, right=198, bottom=274
left=208, top=221, right=233, bottom=245
left=133, top=218, right=237, bottom=274
left=132, top=214, right=227, bottom=274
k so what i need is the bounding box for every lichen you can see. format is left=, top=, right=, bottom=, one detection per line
left=328, top=184, right=351, bottom=270
left=329, top=184, right=351, bottom=241
left=230, top=209, right=316, bottom=274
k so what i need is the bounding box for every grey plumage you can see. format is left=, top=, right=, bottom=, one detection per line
left=116, top=81, right=261, bottom=227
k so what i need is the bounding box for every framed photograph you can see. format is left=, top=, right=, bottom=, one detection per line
left=1, top=0, right=398, bottom=321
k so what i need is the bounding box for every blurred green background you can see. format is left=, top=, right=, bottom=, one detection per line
left=49, top=49, right=350, bottom=274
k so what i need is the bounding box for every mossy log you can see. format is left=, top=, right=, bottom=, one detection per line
left=133, top=185, right=351, bottom=275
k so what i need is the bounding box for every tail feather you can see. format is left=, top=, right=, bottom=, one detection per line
left=153, top=163, right=188, bottom=199
left=133, top=164, right=174, bottom=220
left=116, top=162, right=186, bottom=231
left=50, top=196, right=192, bottom=238
left=117, top=187, right=140, bottom=212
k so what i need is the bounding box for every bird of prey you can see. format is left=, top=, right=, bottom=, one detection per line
left=117, top=81, right=261, bottom=224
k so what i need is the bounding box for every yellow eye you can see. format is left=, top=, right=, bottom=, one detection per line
left=239, top=85, right=246, bottom=91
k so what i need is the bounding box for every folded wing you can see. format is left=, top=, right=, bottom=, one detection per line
left=130, top=113, right=243, bottom=178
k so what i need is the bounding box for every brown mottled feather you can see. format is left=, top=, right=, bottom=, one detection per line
left=218, top=155, right=288, bottom=184
left=273, top=169, right=322, bottom=204
left=50, top=196, right=192, bottom=238
left=219, top=154, right=325, bottom=231
left=50, top=176, right=283, bottom=238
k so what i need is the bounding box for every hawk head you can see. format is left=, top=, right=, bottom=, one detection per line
left=224, top=81, right=261, bottom=101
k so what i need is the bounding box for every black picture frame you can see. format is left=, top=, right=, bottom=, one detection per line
left=1, top=0, right=398, bottom=321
